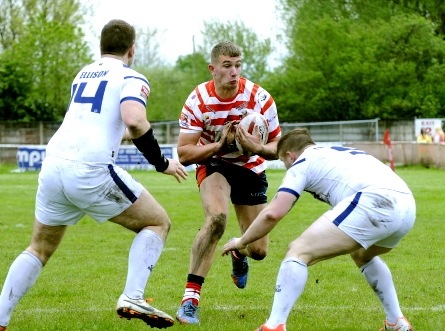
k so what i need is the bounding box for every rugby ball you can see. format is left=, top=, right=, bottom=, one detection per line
left=236, top=112, right=269, bottom=156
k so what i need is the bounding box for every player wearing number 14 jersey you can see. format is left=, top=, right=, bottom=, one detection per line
left=46, top=53, right=149, bottom=164
left=0, top=19, right=187, bottom=330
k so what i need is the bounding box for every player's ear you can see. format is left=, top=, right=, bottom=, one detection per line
left=208, top=63, right=216, bottom=76
left=287, top=151, right=298, bottom=163
left=128, top=44, right=135, bottom=57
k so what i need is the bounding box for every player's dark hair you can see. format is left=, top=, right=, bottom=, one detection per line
left=277, top=128, right=315, bottom=157
left=100, top=19, right=135, bottom=56
left=211, top=41, right=242, bottom=64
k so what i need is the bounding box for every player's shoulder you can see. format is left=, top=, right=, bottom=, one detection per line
left=300, top=146, right=330, bottom=163
left=100, top=58, right=149, bottom=85
left=184, top=81, right=211, bottom=108
left=122, top=66, right=149, bottom=86
left=243, top=78, right=273, bottom=104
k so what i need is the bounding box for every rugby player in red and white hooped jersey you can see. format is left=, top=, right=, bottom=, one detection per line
left=175, top=41, right=282, bottom=325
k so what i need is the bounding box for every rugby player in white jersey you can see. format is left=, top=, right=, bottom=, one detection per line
left=222, top=128, right=415, bottom=331
left=0, top=19, right=187, bottom=330
left=175, top=41, right=282, bottom=325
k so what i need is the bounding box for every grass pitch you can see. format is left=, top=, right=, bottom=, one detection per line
left=0, top=164, right=443, bottom=330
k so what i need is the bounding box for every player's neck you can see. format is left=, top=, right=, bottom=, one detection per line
left=101, top=54, right=129, bottom=66
left=214, top=85, right=238, bottom=100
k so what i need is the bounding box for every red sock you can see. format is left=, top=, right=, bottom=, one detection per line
left=181, top=281, right=202, bottom=306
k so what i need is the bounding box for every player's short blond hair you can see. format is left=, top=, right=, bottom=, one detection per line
left=211, top=41, right=242, bottom=64
left=277, top=128, right=315, bottom=157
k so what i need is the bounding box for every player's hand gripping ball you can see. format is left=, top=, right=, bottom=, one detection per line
left=225, top=121, right=237, bottom=146
left=219, top=120, right=239, bottom=152
left=236, top=112, right=269, bottom=156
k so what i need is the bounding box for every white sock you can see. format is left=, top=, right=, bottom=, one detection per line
left=123, top=229, right=164, bottom=300
left=265, top=258, right=308, bottom=328
left=0, top=251, right=43, bottom=327
left=360, top=256, right=403, bottom=323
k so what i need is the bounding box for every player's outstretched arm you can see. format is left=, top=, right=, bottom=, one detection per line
left=121, top=100, right=188, bottom=182
left=221, top=191, right=296, bottom=256
left=161, top=158, right=188, bottom=183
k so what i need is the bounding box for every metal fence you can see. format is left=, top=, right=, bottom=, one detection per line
left=0, top=118, right=419, bottom=164
left=281, top=118, right=379, bottom=142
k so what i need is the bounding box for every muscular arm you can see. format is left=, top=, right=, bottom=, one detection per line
left=258, top=137, right=280, bottom=160
left=121, top=100, right=188, bottom=182
left=221, top=191, right=297, bottom=254
left=120, top=100, right=150, bottom=138
left=177, top=132, right=222, bottom=166
left=177, top=121, right=237, bottom=166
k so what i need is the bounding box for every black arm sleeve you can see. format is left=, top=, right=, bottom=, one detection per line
left=131, top=128, right=169, bottom=172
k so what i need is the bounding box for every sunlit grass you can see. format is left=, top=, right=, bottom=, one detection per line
left=0, top=166, right=443, bottom=330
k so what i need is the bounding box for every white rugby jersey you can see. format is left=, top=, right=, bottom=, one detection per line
left=278, top=146, right=411, bottom=206
left=46, top=57, right=150, bottom=164
left=179, top=77, right=281, bottom=174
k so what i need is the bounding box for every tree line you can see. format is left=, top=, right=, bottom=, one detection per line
left=1, top=0, right=445, bottom=123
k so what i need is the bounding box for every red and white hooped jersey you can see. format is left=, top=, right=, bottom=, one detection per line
left=179, top=77, right=281, bottom=174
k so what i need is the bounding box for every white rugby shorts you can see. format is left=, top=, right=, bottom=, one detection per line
left=35, top=156, right=143, bottom=225
left=324, top=189, right=416, bottom=249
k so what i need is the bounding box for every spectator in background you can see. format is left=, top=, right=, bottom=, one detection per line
left=433, top=126, right=445, bottom=144
left=416, top=128, right=432, bottom=143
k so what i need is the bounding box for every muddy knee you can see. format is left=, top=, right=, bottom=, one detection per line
left=207, top=213, right=227, bottom=240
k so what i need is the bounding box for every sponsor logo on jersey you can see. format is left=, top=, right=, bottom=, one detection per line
left=180, top=112, right=189, bottom=128
left=240, top=110, right=250, bottom=118
left=186, top=94, right=197, bottom=108
left=140, top=85, right=149, bottom=100
left=235, top=101, right=248, bottom=111
left=258, top=90, right=268, bottom=102
left=205, top=105, right=215, bottom=113
left=203, top=114, right=212, bottom=126
left=268, top=114, right=277, bottom=124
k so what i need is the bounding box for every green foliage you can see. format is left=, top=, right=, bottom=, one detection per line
left=175, top=52, right=210, bottom=83
left=137, top=62, right=211, bottom=121
left=0, top=0, right=26, bottom=51
left=0, top=0, right=93, bottom=121
left=137, top=53, right=214, bottom=122
left=199, top=20, right=273, bottom=84
left=268, top=1, right=445, bottom=122
left=133, top=26, right=166, bottom=69
left=141, top=20, right=275, bottom=122
left=4, top=0, right=445, bottom=123
left=0, top=167, right=443, bottom=330
left=0, top=54, right=35, bottom=121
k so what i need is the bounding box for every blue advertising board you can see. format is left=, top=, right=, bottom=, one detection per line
left=16, top=145, right=176, bottom=171
left=16, top=145, right=46, bottom=171
left=115, top=145, right=174, bottom=170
